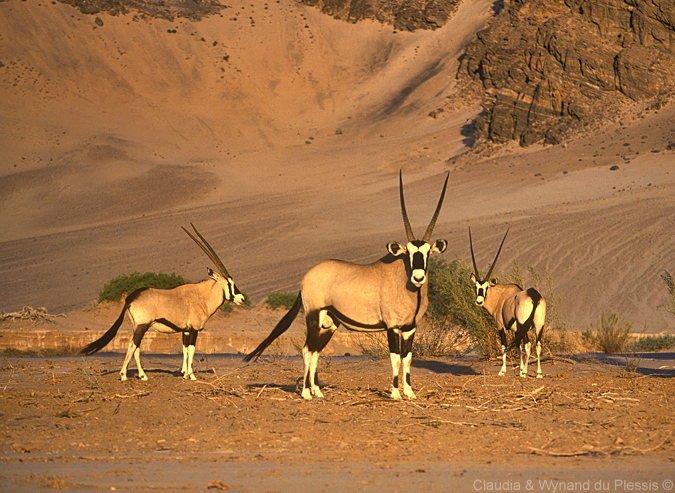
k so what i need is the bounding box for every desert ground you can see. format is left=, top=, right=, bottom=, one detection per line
left=1, top=0, right=675, bottom=489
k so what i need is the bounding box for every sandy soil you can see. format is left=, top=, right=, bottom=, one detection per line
left=1, top=0, right=675, bottom=489
left=1, top=353, right=674, bottom=491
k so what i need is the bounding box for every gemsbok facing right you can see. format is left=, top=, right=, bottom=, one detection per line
left=469, top=228, right=546, bottom=378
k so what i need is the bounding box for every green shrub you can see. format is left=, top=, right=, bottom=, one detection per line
left=661, top=271, right=675, bottom=316
left=582, top=312, right=633, bottom=353
left=628, top=334, right=675, bottom=352
left=98, top=271, right=190, bottom=303
left=356, top=317, right=469, bottom=359
left=265, top=291, right=298, bottom=311
left=426, top=257, right=499, bottom=358
left=425, top=258, right=572, bottom=358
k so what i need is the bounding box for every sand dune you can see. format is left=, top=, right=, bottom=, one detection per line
left=1, top=0, right=674, bottom=334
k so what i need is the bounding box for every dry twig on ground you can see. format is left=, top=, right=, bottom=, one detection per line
left=0, top=306, right=65, bottom=324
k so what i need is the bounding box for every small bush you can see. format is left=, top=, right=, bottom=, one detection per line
left=582, top=312, right=633, bottom=353
left=427, top=257, right=501, bottom=358
left=356, top=317, right=470, bottom=359
left=628, top=334, right=675, bottom=352
left=98, top=272, right=190, bottom=303
left=3, top=347, right=79, bottom=357
left=265, top=292, right=298, bottom=311
left=661, top=271, right=675, bottom=316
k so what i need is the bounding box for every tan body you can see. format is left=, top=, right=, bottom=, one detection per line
left=302, top=256, right=428, bottom=331
left=469, top=228, right=546, bottom=378
left=244, top=171, right=449, bottom=400
left=473, top=278, right=546, bottom=377
left=81, top=224, right=244, bottom=382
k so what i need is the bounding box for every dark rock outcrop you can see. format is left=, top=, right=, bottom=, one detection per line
left=461, top=0, right=675, bottom=146
left=59, top=0, right=224, bottom=21
left=300, top=0, right=461, bottom=31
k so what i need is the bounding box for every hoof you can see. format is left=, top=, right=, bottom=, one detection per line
left=301, top=388, right=312, bottom=400
left=536, top=374, right=543, bottom=379
left=120, top=375, right=127, bottom=382
left=391, top=388, right=402, bottom=401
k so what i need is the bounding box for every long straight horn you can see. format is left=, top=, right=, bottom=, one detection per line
left=399, top=170, right=415, bottom=242
left=422, top=172, right=449, bottom=242
left=182, top=223, right=232, bottom=278
left=484, top=229, right=509, bottom=281
left=469, top=227, right=480, bottom=279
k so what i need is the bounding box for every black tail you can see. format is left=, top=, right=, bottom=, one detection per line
left=243, top=291, right=303, bottom=362
left=80, top=302, right=129, bottom=355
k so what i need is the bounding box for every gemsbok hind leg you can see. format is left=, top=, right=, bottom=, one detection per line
left=518, top=336, right=531, bottom=378
left=301, top=310, right=337, bottom=400
left=498, top=328, right=508, bottom=376
left=120, top=323, right=150, bottom=381
left=182, top=328, right=199, bottom=381
left=534, top=299, right=546, bottom=379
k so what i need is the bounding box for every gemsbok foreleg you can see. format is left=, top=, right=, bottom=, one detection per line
left=182, top=328, right=199, bottom=380
left=387, top=327, right=416, bottom=400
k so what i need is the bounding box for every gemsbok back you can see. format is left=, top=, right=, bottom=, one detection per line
left=469, top=228, right=546, bottom=378
left=244, top=171, right=449, bottom=400
left=80, top=224, right=245, bottom=381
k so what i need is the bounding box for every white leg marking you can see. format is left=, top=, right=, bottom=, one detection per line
left=301, top=346, right=312, bottom=400
left=133, top=346, right=147, bottom=381
left=309, top=351, right=323, bottom=398
left=521, top=341, right=531, bottom=378
left=120, top=341, right=137, bottom=381
left=536, top=340, right=543, bottom=379
left=401, top=352, right=416, bottom=399
left=389, top=352, right=402, bottom=400
left=184, top=345, right=196, bottom=380
left=498, top=345, right=507, bottom=376
left=181, top=345, right=189, bottom=375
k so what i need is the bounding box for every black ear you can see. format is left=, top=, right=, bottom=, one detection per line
left=387, top=242, right=407, bottom=256
left=207, top=267, right=214, bottom=275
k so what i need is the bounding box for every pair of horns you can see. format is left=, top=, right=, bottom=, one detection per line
left=399, top=170, right=449, bottom=243
left=469, top=227, right=509, bottom=282
left=182, top=223, right=232, bottom=279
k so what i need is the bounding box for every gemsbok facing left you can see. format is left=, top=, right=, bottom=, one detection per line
left=469, top=228, right=546, bottom=379
left=244, top=171, right=449, bottom=400
left=81, top=224, right=245, bottom=381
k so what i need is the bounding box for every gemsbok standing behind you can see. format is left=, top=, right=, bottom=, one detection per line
left=81, top=224, right=245, bottom=381
left=469, top=228, right=546, bottom=378
left=244, top=171, right=449, bottom=400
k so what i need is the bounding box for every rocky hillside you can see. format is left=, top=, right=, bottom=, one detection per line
left=42, top=0, right=675, bottom=147
left=299, top=0, right=461, bottom=31
left=460, top=0, right=675, bottom=146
